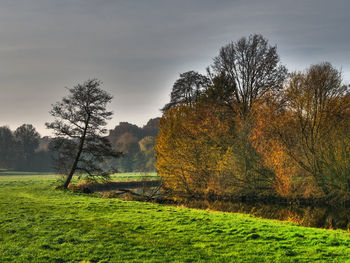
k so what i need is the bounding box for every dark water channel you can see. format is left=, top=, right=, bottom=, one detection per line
left=180, top=199, right=350, bottom=230
left=95, top=182, right=350, bottom=230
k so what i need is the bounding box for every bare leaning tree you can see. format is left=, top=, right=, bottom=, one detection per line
left=46, top=79, right=121, bottom=189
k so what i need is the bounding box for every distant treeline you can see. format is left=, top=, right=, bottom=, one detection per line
left=0, top=124, right=52, bottom=171
left=108, top=118, right=159, bottom=172
left=0, top=118, right=159, bottom=172
left=155, top=34, right=350, bottom=203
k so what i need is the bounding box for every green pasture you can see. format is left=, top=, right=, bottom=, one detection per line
left=109, top=172, right=158, bottom=181
left=0, top=173, right=350, bottom=262
left=0, top=171, right=158, bottom=182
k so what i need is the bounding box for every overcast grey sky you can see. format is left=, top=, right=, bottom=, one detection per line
left=1, top=0, right=349, bottom=136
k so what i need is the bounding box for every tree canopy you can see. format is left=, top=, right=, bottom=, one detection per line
left=156, top=34, right=350, bottom=203
left=162, top=71, right=210, bottom=112
left=209, top=34, right=288, bottom=118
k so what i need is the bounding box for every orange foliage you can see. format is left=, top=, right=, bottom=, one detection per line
left=156, top=63, right=350, bottom=201
left=155, top=105, right=232, bottom=198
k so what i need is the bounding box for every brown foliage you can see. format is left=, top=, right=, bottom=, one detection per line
left=155, top=105, right=231, bottom=198
left=252, top=63, right=350, bottom=199
left=156, top=38, right=350, bottom=203
left=155, top=102, right=274, bottom=199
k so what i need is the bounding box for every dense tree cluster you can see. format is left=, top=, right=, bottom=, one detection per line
left=108, top=118, right=160, bottom=172
left=0, top=120, right=159, bottom=175
left=155, top=34, right=350, bottom=203
left=0, top=125, right=52, bottom=171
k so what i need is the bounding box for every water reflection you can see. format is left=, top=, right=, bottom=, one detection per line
left=99, top=184, right=350, bottom=230
left=181, top=199, right=350, bottom=230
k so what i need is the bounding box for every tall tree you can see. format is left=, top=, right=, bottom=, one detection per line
left=276, top=63, right=350, bottom=195
left=46, top=79, right=121, bottom=188
left=162, top=71, right=210, bottom=112
left=251, top=63, right=350, bottom=199
left=209, top=34, right=287, bottom=118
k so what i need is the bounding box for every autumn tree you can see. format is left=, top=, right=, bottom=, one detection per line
left=156, top=35, right=285, bottom=200
left=207, top=35, right=287, bottom=194
left=278, top=63, right=350, bottom=196
left=155, top=105, right=230, bottom=198
left=46, top=79, right=121, bottom=188
left=251, top=102, right=305, bottom=198
left=253, top=63, right=350, bottom=198
left=156, top=36, right=350, bottom=202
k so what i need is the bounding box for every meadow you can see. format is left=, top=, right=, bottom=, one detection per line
left=1, top=173, right=350, bottom=262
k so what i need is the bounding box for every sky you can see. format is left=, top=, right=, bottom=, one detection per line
left=0, top=0, right=349, bottom=136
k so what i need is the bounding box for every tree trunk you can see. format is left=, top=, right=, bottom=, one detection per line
left=63, top=114, right=91, bottom=189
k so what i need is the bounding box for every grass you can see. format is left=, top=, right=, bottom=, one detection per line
left=0, top=170, right=158, bottom=181
left=1, top=174, right=350, bottom=262
left=109, top=172, right=158, bottom=181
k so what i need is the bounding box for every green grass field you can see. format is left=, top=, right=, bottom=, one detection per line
left=1, top=173, right=350, bottom=262
left=109, top=172, right=158, bottom=181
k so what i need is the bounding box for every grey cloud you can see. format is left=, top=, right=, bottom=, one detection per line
left=0, top=0, right=349, bottom=135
